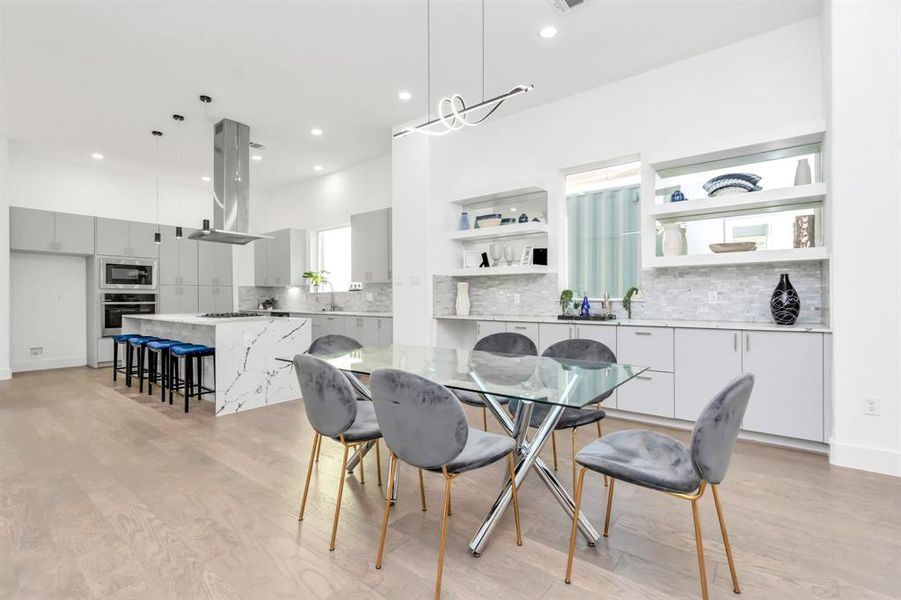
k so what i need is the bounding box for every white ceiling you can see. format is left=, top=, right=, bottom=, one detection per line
left=0, top=0, right=821, bottom=191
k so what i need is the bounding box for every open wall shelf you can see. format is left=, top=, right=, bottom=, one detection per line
left=442, top=265, right=552, bottom=277
left=449, top=222, right=549, bottom=241
left=650, top=183, right=826, bottom=221
left=647, top=246, right=828, bottom=268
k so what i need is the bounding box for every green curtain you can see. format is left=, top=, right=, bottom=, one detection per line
left=566, top=184, right=641, bottom=297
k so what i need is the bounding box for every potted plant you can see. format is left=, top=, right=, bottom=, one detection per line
left=303, top=270, right=339, bottom=311
left=559, top=289, right=574, bottom=316
left=623, top=287, right=640, bottom=319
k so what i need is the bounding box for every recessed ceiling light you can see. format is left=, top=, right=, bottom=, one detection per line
left=201, top=176, right=211, bottom=182
left=398, top=90, right=413, bottom=101
left=310, top=128, right=323, bottom=136
left=91, top=152, right=104, bottom=160
left=314, top=165, right=323, bottom=172
left=540, top=26, right=557, bottom=39
left=251, top=154, right=263, bottom=161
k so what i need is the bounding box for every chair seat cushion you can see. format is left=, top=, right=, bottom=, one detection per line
left=575, top=430, right=701, bottom=494
left=453, top=389, right=510, bottom=407
left=434, top=428, right=516, bottom=475
left=335, top=401, right=381, bottom=443
left=146, top=339, right=181, bottom=350
left=552, top=406, right=606, bottom=430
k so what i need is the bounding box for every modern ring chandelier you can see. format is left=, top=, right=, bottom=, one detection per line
left=393, top=0, right=533, bottom=139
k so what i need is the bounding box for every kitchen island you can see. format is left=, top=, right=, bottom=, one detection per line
left=122, top=313, right=310, bottom=415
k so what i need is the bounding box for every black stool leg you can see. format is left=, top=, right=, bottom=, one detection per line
left=161, top=350, right=167, bottom=402
left=169, top=354, right=176, bottom=405
left=147, top=350, right=154, bottom=396
left=184, top=355, right=193, bottom=413
left=125, top=344, right=133, bottom=387
left=138, top=346, right=146, bottom=393
left=197, top=355, right=203, bottom=399
left=113, top=342, right=118, bottom=382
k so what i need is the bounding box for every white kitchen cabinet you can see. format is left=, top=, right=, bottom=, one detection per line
left=538, top=323, right=574, bottom=352
left=254, top=229, right=306, bottom=286
left=617, top=326, right=674, bottom=372
left=377, top=318, right=393, bottom=346
left=348, top=316, right=380, bottom=347
left=161, top=284, right=199, bottom=314
left=319, top=314, right=346, bottom=337
left=53, top=212, right=95, bottom=255
left=505, top=322, right=539, bottom=347
left=741, top=331, right=824, bottom=442
left=617, top=371, right=675, bottom=417
left=95, top=217, right=158, bottom=258
left=159, top=226, right=198, bottom=286
left=199, top=242, right=233, bottom=286
left=198, top=286, right=231, bottom=313
left=351, top=208, right=392, bottom=283
left=96, top=337, right=114, bottom=364
left=573, top=324, right=617, bottom=355
left=475, top=320, right=506, bottom=340
left=674, top=328, right=743, bottom=421
left=10, top=208, right=94, bottom=255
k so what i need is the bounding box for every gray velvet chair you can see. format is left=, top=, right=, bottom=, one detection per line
left=370, top=368, right=523, bottom=599
left=564, top=373, right=754, bottom=600
left=455, top=332, right=538, bottom=430
left=293, top=353, right=384, bottom=551
left=509, top=338, right=616, bottom=492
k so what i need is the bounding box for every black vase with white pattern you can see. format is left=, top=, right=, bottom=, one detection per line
left=770, top=273, right=800, bottom=325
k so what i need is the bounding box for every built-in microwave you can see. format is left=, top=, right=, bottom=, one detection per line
left=100, top=258, right=157, bottom=290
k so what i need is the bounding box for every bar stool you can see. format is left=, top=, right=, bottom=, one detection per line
left=169, top=344, right=215, bottom=413
left=145, top=339, right=182, bottom=401
left=111, top=333, right=138, bottom=382
left=125, top=336, right=158, bottom=389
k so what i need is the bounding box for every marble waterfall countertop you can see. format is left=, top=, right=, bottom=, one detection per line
left=123, top=313, right=311, bottom=415
left=434, top=314, right=831, bottom=333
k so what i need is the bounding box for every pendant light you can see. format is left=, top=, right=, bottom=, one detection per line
left=172, top=114, right=185, bottom=239
left=393, top=0, right=532, bottom=138
left=152, top=130, right=163, bottom=245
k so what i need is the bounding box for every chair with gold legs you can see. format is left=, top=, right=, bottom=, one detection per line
left=453, top=332, right=537, bottom=431
left=564, top=373, right=754, bottom=600
left=370, top=368, right=523, bottom=599
left=511, top=338, right=615, bottom=493
left=293, top=354, right=385, bottom=551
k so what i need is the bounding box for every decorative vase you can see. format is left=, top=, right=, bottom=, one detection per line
left=504, top=246, right=515, bottom=266
left=794, top=159, right=812, bottom=186
left=662, top=223, right=687, bottom=256
left=518, top=213, right=529, bottom=223
left=793, top=215, right=815, bottom=248
left=670, top=190, right=686, bottom=202
left=458, top=211, right=470, bottom=231
left=770, top=273, right=800, bottom=325
left=455, top=282, right=471, bottom=316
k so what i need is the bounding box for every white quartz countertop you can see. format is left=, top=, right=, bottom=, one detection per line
left=434, top=314, right=831, bottom=333
left=241, top=309, right=393, bottom=318
left=125, top=313, right=309, bottom=326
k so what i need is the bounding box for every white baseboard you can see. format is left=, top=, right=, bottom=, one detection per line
left=0, top=367, right=11, bottom=381
left=11, top=356, right=87, bottom=373
left=830, top=440, right=901, bottom=477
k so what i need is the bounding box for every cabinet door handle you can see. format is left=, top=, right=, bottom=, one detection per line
left=733, top=332, right=738, bottom=352
left=568, top=326, right=573, bottom=339
left=513, top=325, right=527, bottom=331
left=636, top=374, right=653, bottom=381
left=576, top=326, right=581, bottom=338
left=745, top=333, right=750, bottom=352
left=635, top=331, right=652, bottom=336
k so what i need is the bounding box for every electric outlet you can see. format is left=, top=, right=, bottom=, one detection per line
left=514, top=293, right=521, bottom=305
left=707, top=291, right=719, bottom=304
left=863, top=395, right=880, bottom=416
left=366, top=292, right=374, bottom=302
left=29, top=347, right=43, bottom=356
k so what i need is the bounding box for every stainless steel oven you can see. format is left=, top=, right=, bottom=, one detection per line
left=101, top=293, right=158, bottom=336
left=100, top=258, right=157, bottom=290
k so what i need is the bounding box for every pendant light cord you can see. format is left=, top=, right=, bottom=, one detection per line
left=155, top=135, right=160, bottom=233
left=482, top=0, right=485, bottom=102
left=427, top=0, right=431, bottom=121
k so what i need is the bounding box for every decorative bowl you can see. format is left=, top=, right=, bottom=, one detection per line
left=710, top=242, right=757, bottom=253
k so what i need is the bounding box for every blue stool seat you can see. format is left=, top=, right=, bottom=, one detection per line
left=128, top=336, right=159, bottom=347
left=112, top=333, right=138, bottom=343
left=145, top=340, right=183, bottom=400
left=168, top=345, right=216, bottom=413
left=171, top=344, right=214, bottom=356
left=112, top=334, right=141, bottom=382
left=146, top=339, right=180, bottom=351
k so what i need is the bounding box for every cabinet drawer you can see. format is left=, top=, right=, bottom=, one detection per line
left=475, top=320, right=506, bottom=340
left=617, top=327, right=674, bottom=372
left=539, top=323, right=574, bottom=353
left=97, top=337, right=114, bottom=364
left=505, top=322, right=539, bottom=347
left=616, top=371, right=674, bottom=417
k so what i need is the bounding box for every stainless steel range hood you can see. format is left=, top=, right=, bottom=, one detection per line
left=189, top=118, right=269, bottom=245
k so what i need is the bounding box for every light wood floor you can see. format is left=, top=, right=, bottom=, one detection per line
left=1, top=367, right=899, bottom=600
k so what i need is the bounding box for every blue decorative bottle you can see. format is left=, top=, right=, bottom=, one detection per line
left=459, top=211, right=470, bottom=231
left=580, top=294, right=591, bottom=317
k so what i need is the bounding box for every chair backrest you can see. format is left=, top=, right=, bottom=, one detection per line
left=308, top=334, right=362, bottom=356
left=527, top=338, right=618, bottom=419
left=689, top=373, right=755, bottom=484
left=369, top=368, right=469, bottom=470
left=293, top=354, right=358, bottom=437
left=474, top=332, right=538, bottom=357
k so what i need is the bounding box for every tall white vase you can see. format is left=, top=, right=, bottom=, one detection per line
left=662, top=223, right=687, bottom=256
left=794, top=158, right=812, bottom=185
left=455, top=282, right=471, bottom=316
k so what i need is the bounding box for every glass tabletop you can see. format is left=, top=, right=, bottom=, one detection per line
left=277, top=344, right=648, bottom=409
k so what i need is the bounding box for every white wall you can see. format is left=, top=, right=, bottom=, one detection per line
left=393, top=18, right=825, bottom=344
left=0, top=137, right=11, bottom=379
left=10, top=253, right=87, bottom=371
left=826, top=0, right=901, bottom=476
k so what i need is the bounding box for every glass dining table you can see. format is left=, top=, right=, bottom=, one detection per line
left=277, top=344, right=648, bottom=555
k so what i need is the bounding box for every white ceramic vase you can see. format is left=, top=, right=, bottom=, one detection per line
left=455, top=282, right=471, bottom=316
left=662, top=223, right=687, bottom=256
left=794, top=158, right=812, bottom=185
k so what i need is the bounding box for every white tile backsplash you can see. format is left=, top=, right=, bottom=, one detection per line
left=239, top=283, right=392, bottom=313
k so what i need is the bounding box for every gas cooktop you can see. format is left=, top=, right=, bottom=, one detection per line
left=200, top=312, right=261, bottom=318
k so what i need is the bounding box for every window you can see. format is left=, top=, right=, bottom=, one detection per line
left=316, top=226, right=352, bottom=292
left=565, top=161, right=641, bottom=298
